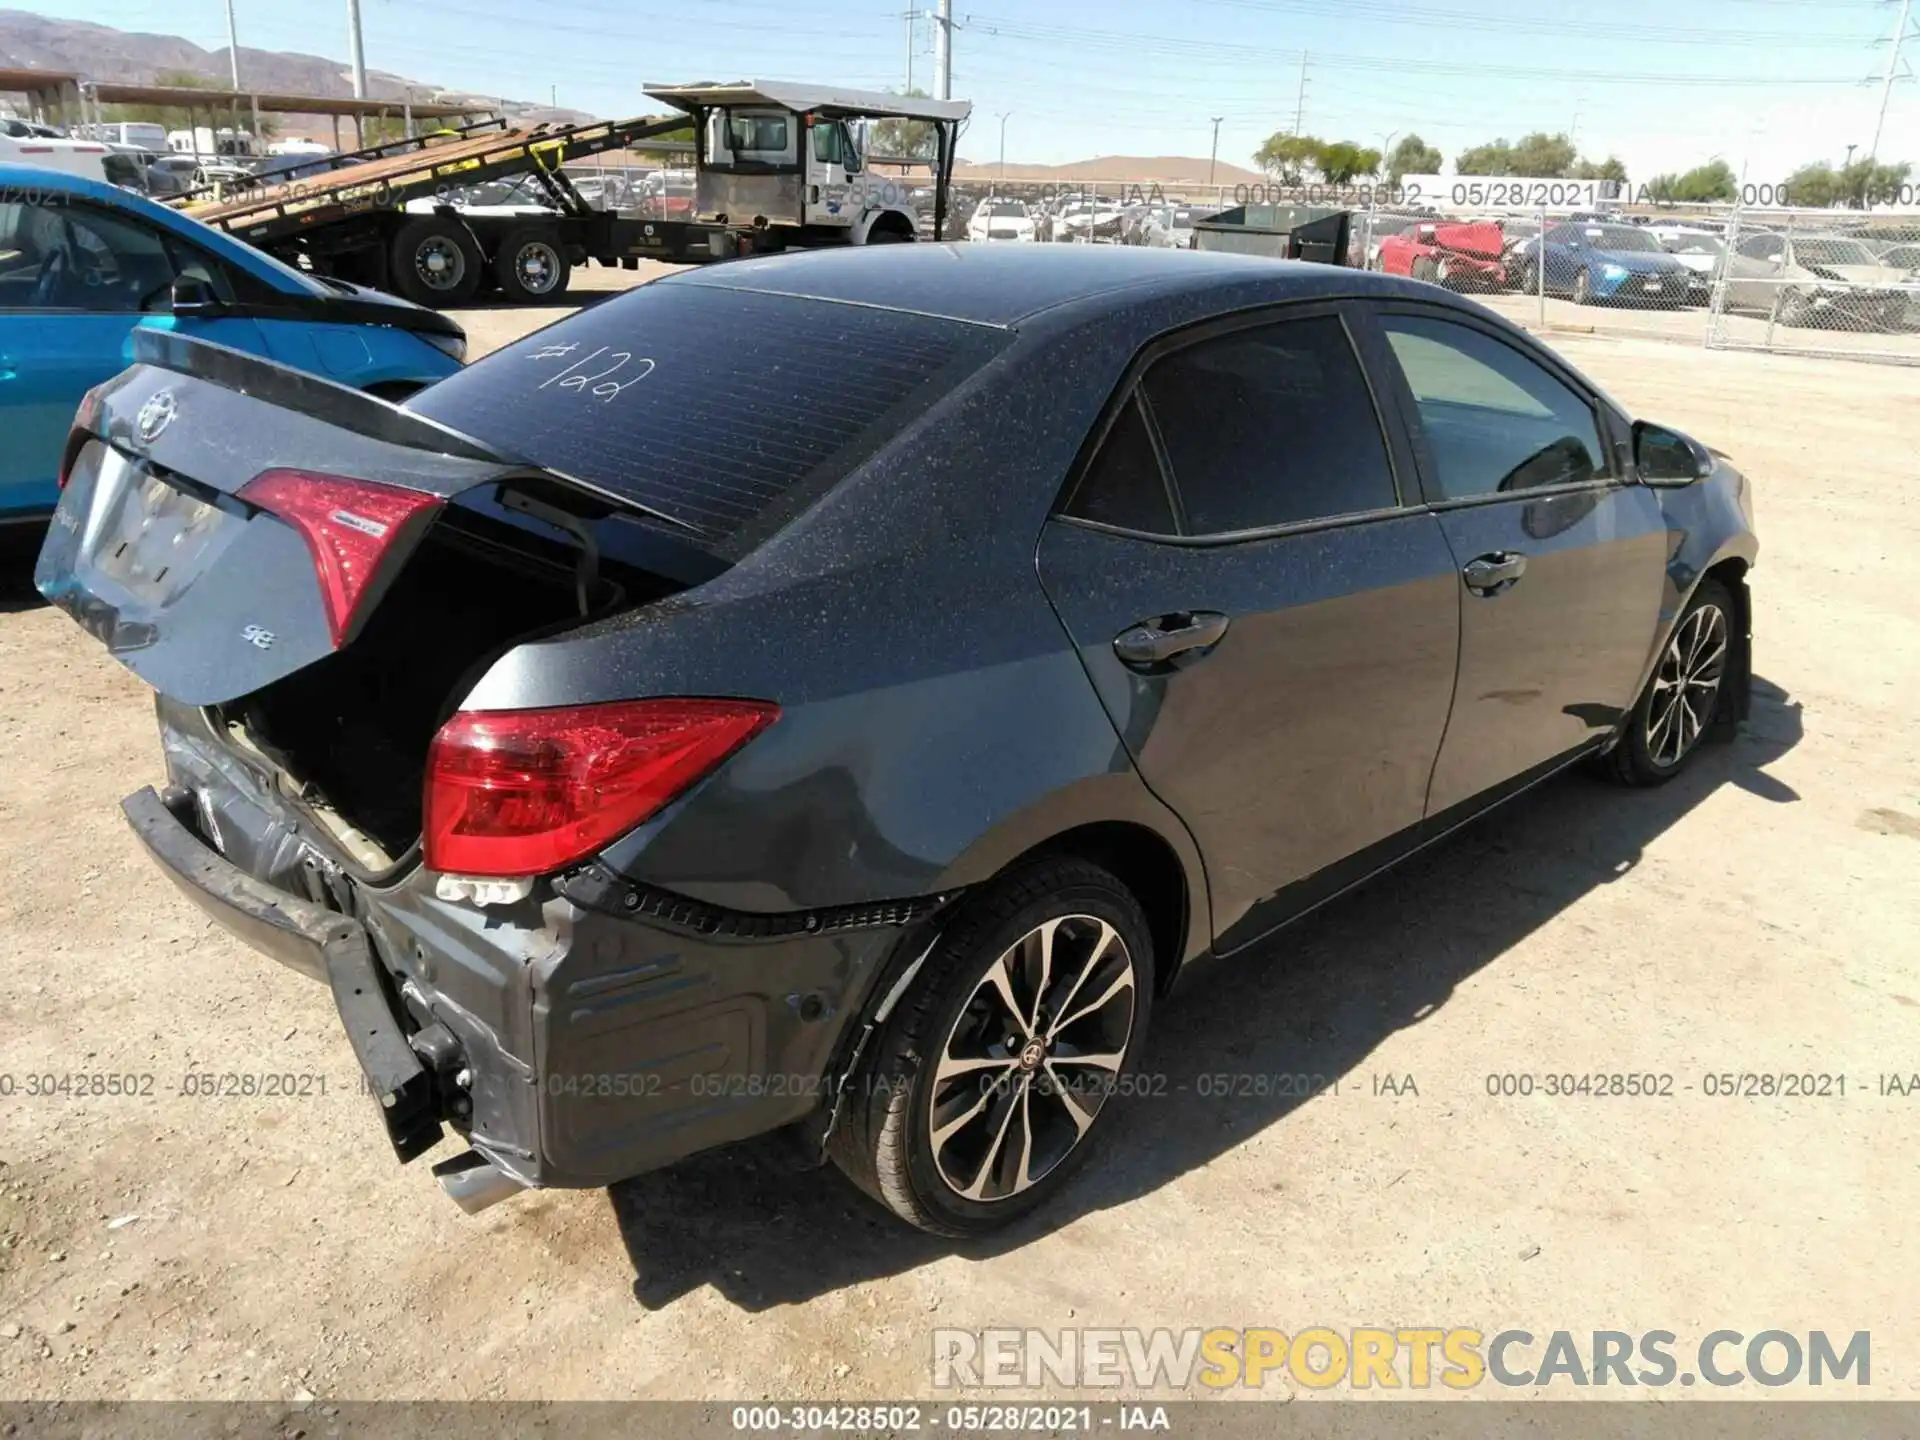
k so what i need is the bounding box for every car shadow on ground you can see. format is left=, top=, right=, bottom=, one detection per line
left=0, top=530, right=49, bottom=613
left=609, top=678, right=1804, bottom=1310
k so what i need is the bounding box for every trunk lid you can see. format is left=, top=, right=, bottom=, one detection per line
left=35, top=332, right=516, bottom=706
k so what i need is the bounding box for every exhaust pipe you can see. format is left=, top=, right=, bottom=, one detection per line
left=433, top=1150, right=527, bottom=1215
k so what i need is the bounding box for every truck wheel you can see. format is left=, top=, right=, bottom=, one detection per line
left=493, top=228, right=572, bottom=303
left=389, top=217, right=482, bottom=308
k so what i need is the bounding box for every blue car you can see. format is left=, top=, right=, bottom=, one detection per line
left=1510, top=221, right=1695, bottom=308
left=0, top=164, right=466, bottom=525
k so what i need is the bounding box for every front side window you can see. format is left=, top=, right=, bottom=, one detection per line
left=1381, top=314, right=1607, bottom=500
left=0, top=201, right=176, bottom=312
left=1738, top=234, right=1786, bottom=262
left=811, top=121, right=843, bottom=165
left=1141, top=314, right=1399, bottom=534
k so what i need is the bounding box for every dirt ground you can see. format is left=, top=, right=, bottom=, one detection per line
left=1, top=260, right=1917, bottom=1405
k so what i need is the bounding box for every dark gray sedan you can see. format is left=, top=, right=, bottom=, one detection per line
left=38, top=246, right=1757, bottom=1237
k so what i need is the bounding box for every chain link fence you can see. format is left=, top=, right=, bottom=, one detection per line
left=951, top=178, right=1920, bottom=365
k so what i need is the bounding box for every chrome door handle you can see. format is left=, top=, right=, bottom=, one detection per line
left=1113, top=611, right=1231, bottom=668
left=1463, top=551, right=1527, bottom=595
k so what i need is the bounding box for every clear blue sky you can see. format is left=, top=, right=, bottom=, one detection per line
left=25, top=0, right=1920, bottom=184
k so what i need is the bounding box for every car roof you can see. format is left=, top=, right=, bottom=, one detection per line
left=672, top=242, right=1415, bottom=328
left=0, top=161, right=319, bottom=293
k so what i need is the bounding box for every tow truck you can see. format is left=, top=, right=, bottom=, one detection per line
left=182, top=83, right=971, bottom=308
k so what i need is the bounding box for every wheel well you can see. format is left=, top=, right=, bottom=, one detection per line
left=866, top=210, right=916, bottom=240
left=1023, top=821, right=1190, bottom=994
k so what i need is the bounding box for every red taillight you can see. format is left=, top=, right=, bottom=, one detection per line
left=238, top=470, right=442, bottom=647
left=423, top=699, right=780, bottom=878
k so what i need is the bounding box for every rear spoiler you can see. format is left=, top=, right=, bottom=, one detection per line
left=131, top=329, right=502, bottom=463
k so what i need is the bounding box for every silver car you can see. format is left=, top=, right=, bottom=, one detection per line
left=1723, top=231, right=1911, bottom=329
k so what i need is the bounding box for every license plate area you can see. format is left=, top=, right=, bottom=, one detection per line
left=89, top=458, right=237, bottom=609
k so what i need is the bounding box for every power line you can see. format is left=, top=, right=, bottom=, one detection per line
left=961, top=14, right=1869, bottom=82
left=1188, top=0, right=1878, bottom=45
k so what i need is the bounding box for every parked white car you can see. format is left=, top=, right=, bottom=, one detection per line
left=968, top=197, right=1036, bottom=242
left=1648, top=225, right=1726, bottom=305
left=0, top=132, right=115, bottom=183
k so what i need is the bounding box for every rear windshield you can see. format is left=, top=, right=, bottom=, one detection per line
left=408, top=279, right=1008, bottom=554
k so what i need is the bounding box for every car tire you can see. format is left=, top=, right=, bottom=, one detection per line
left=1411, top=256, right=1437, bottom=283
left=1605, top=579, right=1735, bottom=787
left=1572, top=269, right=1593, bottom=305
left=829, top=857, right=1155, bottom=1237
left=389, top=217, right=482, bottom=308
left=866, top=227, right=911, bottom=244
left=492, top=227, right=572, bottom=303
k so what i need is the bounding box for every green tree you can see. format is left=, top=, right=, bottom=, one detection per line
left=1783, top=162, right=1843, bottom=208
left=1642, top=159, right=1736, bottom=204
left=1839, top=157, right=1912, bottom=207
left=1253, top=131, right=1322, bottom=183
left=1315, top=140, right=1382, bottom=183
left=1570, top=155, right=1627, bottom=183
left=1455, top=132, right=1577, bottom=177
left=1385, top=134, right=1443, bottom=182
left=1254, top=132, right=1383, bottom=184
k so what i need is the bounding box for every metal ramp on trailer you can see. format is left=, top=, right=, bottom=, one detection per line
left=185, top=114, right=692, bottom=244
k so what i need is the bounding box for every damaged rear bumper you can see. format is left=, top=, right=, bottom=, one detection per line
left=122, top=784, right=445, bottom=1162
left=124, top=706, right=947, bottom=1197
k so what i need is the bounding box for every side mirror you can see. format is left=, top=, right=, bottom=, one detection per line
left=170, top=276, right=221, bottom=315
left=1633, top=420, right=1713, bottom=487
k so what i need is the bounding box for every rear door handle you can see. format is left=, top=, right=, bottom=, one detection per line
left=1113, top=611, right=1231, bottom=668
left=1462, top=551, right=1527, bottom=595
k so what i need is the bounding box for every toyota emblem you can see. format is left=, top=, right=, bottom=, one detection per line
left=135, top=389, right=177, bottom=443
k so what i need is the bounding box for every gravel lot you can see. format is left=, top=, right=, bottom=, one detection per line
left=1, top=260, right=1916, bottom=1404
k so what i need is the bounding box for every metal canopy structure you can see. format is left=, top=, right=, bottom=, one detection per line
left=0, top=67, right=490, bottom=151
left=644, top=79, right=971, bottom=124
left=82, top=82, right=482, bottom=120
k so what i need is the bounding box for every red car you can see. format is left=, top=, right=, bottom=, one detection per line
left=1376, top=219, right=1507, bottom=291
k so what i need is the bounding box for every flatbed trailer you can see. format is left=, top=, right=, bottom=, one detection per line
left=183, top=113, right=718, bottom=307
left=180, top=81, right=970, bottom=309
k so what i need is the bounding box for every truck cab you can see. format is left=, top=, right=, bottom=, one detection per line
left=647, top=80, right=970, bottom=251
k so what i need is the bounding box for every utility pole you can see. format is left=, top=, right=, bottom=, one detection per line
left=997, top=110, right=1013, bottom=186
left=905, top=8, right=916, bottom=93
left=1293, top=52, right=1308, bottom=135
left=550, top=83, right=557, bottom=108
left=223, top=0, right=241, bottom=89
left=1208, top=115, right=1223, bottom=184
left=933, top=0, right=952, bottom=102
left=1868, top=0, right=1914, bottom=165
left=1845, top=141, right=1858, bottom=168
left=346, top=0, right=368, bottom=100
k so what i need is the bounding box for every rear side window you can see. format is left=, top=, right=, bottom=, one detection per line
left=408, top=281, right=1007, bottom=554
left=1141, top=315, right=1398, bottom=534
left=1062, top=395, right=1176, bottom=534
